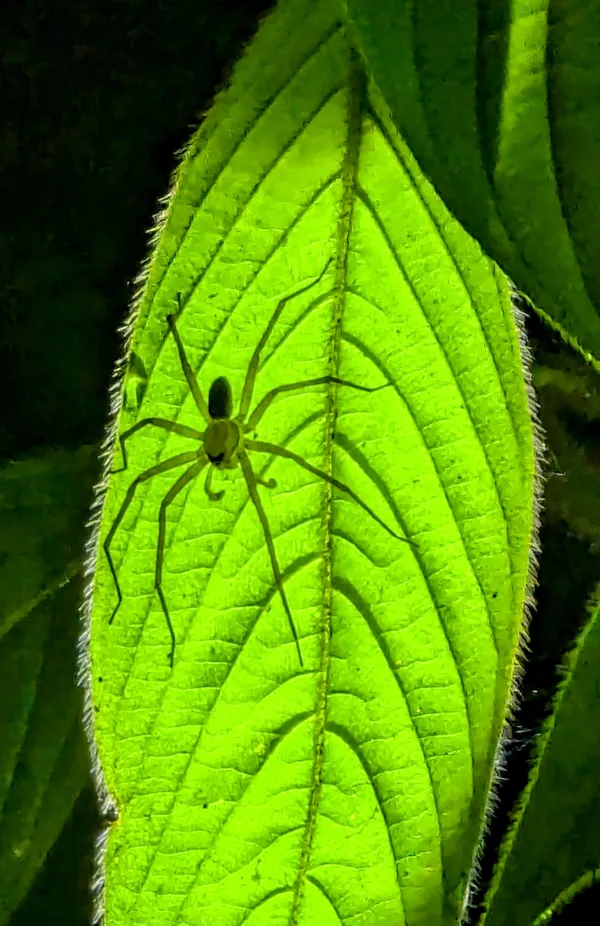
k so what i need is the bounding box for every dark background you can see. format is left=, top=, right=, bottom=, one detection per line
left=1, top=1, right=599, bottom=923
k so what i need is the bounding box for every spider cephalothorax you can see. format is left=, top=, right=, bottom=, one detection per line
left=204, top=417, right=241, bottom=469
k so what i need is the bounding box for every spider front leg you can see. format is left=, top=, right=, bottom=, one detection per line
left=245, top=376, right=390, bottom=433
left=166, top=305, right=211, bottom=423
left=237, top=257, right=333, bottom=422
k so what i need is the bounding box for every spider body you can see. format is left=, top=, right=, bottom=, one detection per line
left=204, top=414, right=241, bottom=468
left=104, top=259, right=415, bottom=668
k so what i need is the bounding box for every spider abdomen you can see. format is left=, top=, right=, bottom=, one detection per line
left=208, top=375, right=232, bottom=419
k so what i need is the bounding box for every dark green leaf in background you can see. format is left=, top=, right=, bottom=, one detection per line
left=344, top=0, right=600, bottom=370
left=0, top=446, right=97, bottom=639
left=0, top=447, right=99, bottom=923
left=0, top=578, right=88, bottom=925
left=483, top=596, right=600, bottom=926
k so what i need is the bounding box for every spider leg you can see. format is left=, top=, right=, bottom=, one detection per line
left=112, top=417, right=205, bottom=473
left=238, top=450, right=303, bottom=667
left=246, top=377, right=389, bottom=433
left=104, top=449, right=200, bottom=629
left=156, top=455, right=208, bottom=667
left=166, top=306, right=211, bottom=423
left=204, top=464, right=225, bottom=501
left=255, top=473, right=276, bottom=489
left=237, top=256, right=333, bottom=422
left=246, top=439, right=416, bottom=547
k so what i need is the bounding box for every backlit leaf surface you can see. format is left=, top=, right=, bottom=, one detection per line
left=82, top=2, right=536, bottom=924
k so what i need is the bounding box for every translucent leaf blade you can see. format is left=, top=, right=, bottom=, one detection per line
left=82, top=2, right=537, bottom=924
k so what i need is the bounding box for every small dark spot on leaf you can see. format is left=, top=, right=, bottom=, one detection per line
left=105, top=806, right=119, bottom=824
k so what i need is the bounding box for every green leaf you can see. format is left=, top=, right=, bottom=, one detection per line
left=344, top=0, right=600, bottom=370
left=0, top=577, right=88, bottom=925
left=532, top=869, right=600, bottom=926
left=484, top=596, right=600, bottom=926
left=84, top=1, right=536, bottom=923
left=0, top=447, right=97, bottom=922
left=0, top=445, right=97, bottom=639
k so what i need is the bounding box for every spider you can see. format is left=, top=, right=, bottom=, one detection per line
left=103, top=259, right=415, bottom=668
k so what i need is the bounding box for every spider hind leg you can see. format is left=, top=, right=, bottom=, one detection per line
left=238, top=450, right=303, bottom=667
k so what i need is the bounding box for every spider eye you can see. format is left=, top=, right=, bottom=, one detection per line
left=208, top=452, right=224, bottom=464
